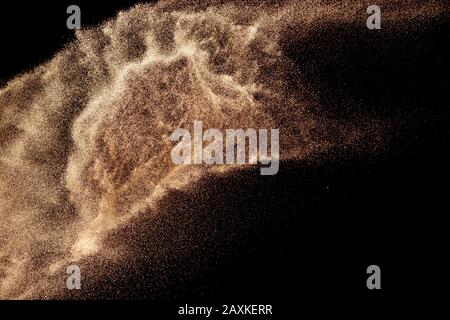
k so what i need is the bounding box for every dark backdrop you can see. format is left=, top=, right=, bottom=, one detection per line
left=0, top=0, right=448, bottom=316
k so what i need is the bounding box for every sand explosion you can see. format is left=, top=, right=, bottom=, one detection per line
left=0, top=0, right=445, bottom=299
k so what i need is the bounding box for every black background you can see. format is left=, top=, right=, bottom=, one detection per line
left=0, top=0, right=448, bottom=316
